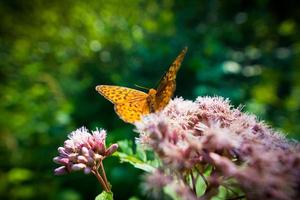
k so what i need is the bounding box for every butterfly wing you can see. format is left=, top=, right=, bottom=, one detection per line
left=155, top=47, right=187, bottom=110
left=95, top=85, right=149, bottom=123
left=115, top=99, right=149, bottom=123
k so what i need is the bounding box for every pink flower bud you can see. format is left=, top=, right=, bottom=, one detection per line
left=84, top=167, right=92, bottom=174
left=58, top=147, right=67, bottom=155
left=68, top=153, right=78, bottom=161
left=54, top=166, right=68, bottom=175
left=84, top=155, right=95, bottom=165
left=88, top=149, right=96, bottom=158
left=72, top=163, right=86, bottom=171
left=53, top=157, right=69, bottom=165
left=105, top=144, right=118, bottom=156
left=77, top=155, right=88, bottom=163
left=96, top=144, right=105, bottom=154
left=81, top=146, right=89, bottom=156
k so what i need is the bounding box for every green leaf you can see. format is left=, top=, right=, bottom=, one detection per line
left=95, top=191, right=113, bottom=200
left=195, top=173, right=207, bottom=196
left=114, top=140, right=160, bottom=172
left=113, top=152, right=155, bottom=172
left=211, top=186, right=227, bottom=200
left=117, top=140, right=133, bottom=155
left=136, top=144, right=147, bottom=162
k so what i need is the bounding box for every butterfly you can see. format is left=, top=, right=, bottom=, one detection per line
left=95, top=47, right=187, bottom=123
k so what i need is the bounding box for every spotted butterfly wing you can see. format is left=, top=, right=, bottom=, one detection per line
left=155, top=47, right=187, bottom=110
left=95, top=85, right=150, bottom=123
left=96, top=47, right=187, bottom=123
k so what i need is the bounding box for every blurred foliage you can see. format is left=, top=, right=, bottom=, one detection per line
left=0, top=0, right=299, bottom=199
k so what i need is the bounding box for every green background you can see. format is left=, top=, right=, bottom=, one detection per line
left=1, top=0, right=299, bottom=199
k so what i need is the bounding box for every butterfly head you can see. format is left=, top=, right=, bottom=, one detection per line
left=148, top=88, right=157, bottom=96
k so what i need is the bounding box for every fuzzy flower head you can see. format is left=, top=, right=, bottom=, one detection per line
left=53, top=127, right=118, bottom=175
left=136, top=97, right=300, bottom=200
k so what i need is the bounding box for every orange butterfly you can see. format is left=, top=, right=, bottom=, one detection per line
left=95, top=47, right=187, bottom=123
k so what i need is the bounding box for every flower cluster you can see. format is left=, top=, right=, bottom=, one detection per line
left=136, top=97, right=300, bottom=200
left=53, top=127, right=118, bottom=192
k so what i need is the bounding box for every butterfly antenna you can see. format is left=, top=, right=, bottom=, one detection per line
left=134, top=84, right=150, bottom=91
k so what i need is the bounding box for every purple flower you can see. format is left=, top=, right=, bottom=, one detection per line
left=53, top=127, right=118, bottom=174
left=53, top=127, right=118, bottom=192
left=136, top=97, right=300, bottom=200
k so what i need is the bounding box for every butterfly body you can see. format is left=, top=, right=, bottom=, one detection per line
left=147, top=88, right=157, bottom=112
left=96, top=47, right=187, bottom=123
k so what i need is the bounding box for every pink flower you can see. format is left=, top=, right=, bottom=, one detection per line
left=53, top=127, right=118, bottom=192
left=136, top=97, right=300, bottom=200
left=54, top=127, right=118, bottom=175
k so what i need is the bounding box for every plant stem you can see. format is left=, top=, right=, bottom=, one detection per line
left=190, top=171, right=197, bottom=195
left=93, top=170, right=110, bottom=192
left=99, top=161, right=110, bottom=191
